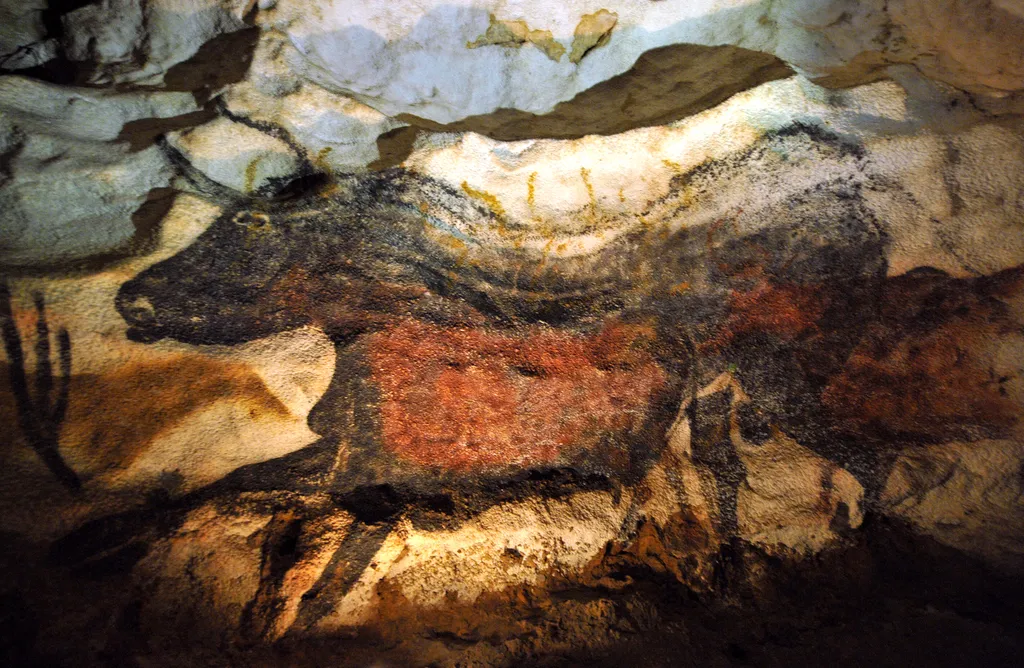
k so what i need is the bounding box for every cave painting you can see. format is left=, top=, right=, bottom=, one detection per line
left=98, top=123, right=1021, bottom=614
left=0, top=285, right=78, bottom=490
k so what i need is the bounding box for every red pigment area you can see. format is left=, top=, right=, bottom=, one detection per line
left=702, top=277, right=826, bottom=353
left=367, top=320, right=668, bottom=471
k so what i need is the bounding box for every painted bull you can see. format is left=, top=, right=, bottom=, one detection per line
left=114, top=124, right=892, bottom=512
left=46, top=121, right=1024, bottom=635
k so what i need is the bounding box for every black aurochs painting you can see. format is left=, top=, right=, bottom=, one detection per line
left=0, top=108, right=1018, bottom=664
left=97, top=122, right=1019, bottom=565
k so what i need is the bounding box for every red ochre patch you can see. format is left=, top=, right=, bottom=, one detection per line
left=366, top=319, right=669, bottom=471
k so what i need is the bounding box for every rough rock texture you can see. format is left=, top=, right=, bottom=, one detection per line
left=3, top=1, right=1024, bottom=667
left=0, top=0, right=55, bottom=71
left=0, top=76, right=203, bottom=267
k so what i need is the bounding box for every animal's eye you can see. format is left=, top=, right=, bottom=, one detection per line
left=125, top=296, right=156, bottom=324
left=232, top=211, right=273, bottom=230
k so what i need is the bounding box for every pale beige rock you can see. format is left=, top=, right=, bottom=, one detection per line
left=257, top=512, right=355, bottom=641
left=888, top=0, right=1024, bottom=96
left=882, top=440, right=1024, bottom=573
left=314, top=490, right=633, bottom=629
left=403, top=75, right=1024, bottom=279
left=736, top=432, right=864, bottom=555
left=670, top=372, right=864, bottom=556
left=467, top=14, right=565, bottom=62
left=568, top=9, right=617, bottom=64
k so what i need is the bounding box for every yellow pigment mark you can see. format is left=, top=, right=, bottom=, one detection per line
left=244, top=158, right=260, bottom=193
left=581, top=167, right=595, bottom=205
left=461, top=181, right=508, bottom=236
left=662, top=159, right=683, bottom=173
left=618, top=187, right=626, bottom=204
left=569, top=10, right=618, bottom=64
left=314, top=146, right=334, bottom=174
left=668, top=282, right=691, bottom=296
left=527, top=171, right=538, bottom=211
left=440, top=235, right=467, bottom=251
left=580, top=167, right=598, bottom=227
left=438, top=233, right=470, bottom=267
left=467, top=14, right=566, bottom=62
left=318, top=182, right=341, bottom=198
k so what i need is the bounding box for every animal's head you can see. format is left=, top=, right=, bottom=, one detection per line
left=116, top=171, right=459, bottom=345
left=117, top=209, right=305, bottom=344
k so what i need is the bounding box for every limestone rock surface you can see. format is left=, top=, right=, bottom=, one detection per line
left=61, top=0, right=252, bottom=87
left=266, top=0, right=1024, bottom=129
left=0, top=0, right=55, bottom=71
left=0, top=76, right=202, bottom=267
left=2, top=1, right=1024, bottom=667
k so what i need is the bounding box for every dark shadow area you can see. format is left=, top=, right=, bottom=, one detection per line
left=537, top=517, right=1024, bottom=668
left=396, top=43, right=793, bottom=141
left=161, top=27, right=260, bottom=100
left=9, top=516, right=1012, bottom=667
left=369, top=125, right=424, bottom=170
left=117, top=106, right=218, bottom=152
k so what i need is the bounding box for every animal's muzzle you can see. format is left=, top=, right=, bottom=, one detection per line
left=115, top=288, right=165, bottom=343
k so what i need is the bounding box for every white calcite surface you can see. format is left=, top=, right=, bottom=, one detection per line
left=0, top=76, right=200, bottom=266
left=265, top=0, right=1024, bottom=124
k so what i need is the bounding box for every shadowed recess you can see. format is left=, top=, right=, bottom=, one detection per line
left=395, top=43, right=794, bottom=142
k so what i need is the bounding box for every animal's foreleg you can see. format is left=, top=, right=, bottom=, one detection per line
left=286, top=519, right=395, bottom=634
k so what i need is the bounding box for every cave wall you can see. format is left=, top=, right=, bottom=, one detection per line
left=2, top=2, right=1024, bottom=666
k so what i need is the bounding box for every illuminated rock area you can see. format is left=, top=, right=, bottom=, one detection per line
left=2, top=1, right=1024, bottom=666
